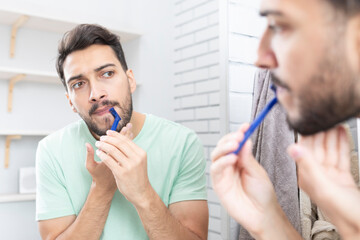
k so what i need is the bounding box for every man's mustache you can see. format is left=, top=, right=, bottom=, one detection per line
left=271, top=72, right=291, bottom=90
left=89, top=100, right=120, bottom=115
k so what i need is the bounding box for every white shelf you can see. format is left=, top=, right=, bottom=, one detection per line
left=0, top=130, right=52, bottom=136
left=0, top=66, right=143, bottom=86
left=0, top=8, right=141, bottom=43
left=0, top=66, right=59, bottom=84
left=0, top=194, right=36, bottom=203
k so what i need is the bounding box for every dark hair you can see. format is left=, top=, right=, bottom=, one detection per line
left=325, top=0, right=360, bottom=15
left=56, top=24, right=128, bottom=89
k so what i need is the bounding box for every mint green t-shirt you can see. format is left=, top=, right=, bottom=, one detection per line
left=36, top=114, right=207, bottom=239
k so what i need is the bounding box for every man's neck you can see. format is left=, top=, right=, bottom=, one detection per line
left=129, top=111, right=146, bottom=139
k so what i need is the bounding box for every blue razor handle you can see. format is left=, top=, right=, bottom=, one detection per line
left=233, top=85, right=278, bottom=155
left=109, top=107, right=121, bottom=131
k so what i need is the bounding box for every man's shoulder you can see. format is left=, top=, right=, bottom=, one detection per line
left=144, top=114, right=201, bottom=148
left=39, top=120, right=85, bottom=147
left=147, top=114, right=196, bottom=137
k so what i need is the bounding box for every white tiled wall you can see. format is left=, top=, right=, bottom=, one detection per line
left=228, top=0, right=264, bottom=131
left=174, top=0, right=266, bottom=239
left=227, top=3, right=266, bottom=238
left=173, top=0, right=222, bottom=238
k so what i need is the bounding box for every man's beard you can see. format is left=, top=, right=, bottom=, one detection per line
left=79, top=93, right=133, bottom=137
left=272, top=50, right=360, bottom=136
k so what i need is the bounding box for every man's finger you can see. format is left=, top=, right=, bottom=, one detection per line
left=216, top=123, right=250, bottom=146
left=236, top=123, right=250, bottom=135
left=236, top=140, right=264, bottom=177
left=124, top=123, right=134, bottom=140
left=96, top=149, right=122, bottom=172
left=216, top=132, right=242, bottom=147
left=338, top=126, right=351, bottom=171
left=210, top=154, right=237, bottom=180
left=313, top=132, right=325, bottom=164
left=103, top=131, right=138, bottom=158
left=211, top=140, right=240, bottom=163
left=324, top=128, right=338, bottom=167
left=212, top=123, right=251, bottom=162
left=96, top=141, right=128, bottom=167
left=120, top=123, right=133, bottom=139
left=288, top=144, right=307, bottom=167
left=287, top=143, right=322, bottom=191
left=299, top=135, right=313, bottom=151
left=85, top=143, right=97, bottom=172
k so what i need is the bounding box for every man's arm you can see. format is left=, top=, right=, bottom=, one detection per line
left=136, top=191, right=208, bottom=240
left=39, top=183, right=114, bottom=240
left=96, top=130, right=209, bottom=240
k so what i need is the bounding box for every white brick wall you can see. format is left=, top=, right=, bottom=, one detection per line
left=195, top=79, right=219, bottom=93
left=228, top=0, right=263, bottom=131
left=228, top=2, right=265, bottom=38
left=180, top=68, right=209, bottom=83
left=195, top=106, right=220, bottom=120
left=228, top=34, right=259, bottom=64
left=195, top=24, right=218, bottom=42
left=229, top=63, right=256, bottom=93
left=174, top=1, right=273, bottom=239
left=226, top=2, right=266, bottom=239
left=229, top=93, right=253, bottom=123
left=173, top=0, right=222, bottom=238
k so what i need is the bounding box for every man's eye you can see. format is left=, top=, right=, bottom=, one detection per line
left=268, top=24, right=283, bottom=33
left=72, top=81, right=84, bottom=89
left=103, top=71, right=114, bottom=77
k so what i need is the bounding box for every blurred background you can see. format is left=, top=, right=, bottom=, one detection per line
left=0, top=0, right=358, bottom=239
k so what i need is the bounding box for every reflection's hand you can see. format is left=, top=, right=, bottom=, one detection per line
left=210, top=123, right=282, bottom=237
left=288, top=125, right=360, bottom=238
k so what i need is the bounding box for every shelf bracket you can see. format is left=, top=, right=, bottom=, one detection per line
left=4, top=135, right=22, bottom=168
left=7, top=74, right=26, bottom=112
left=10, top=15, right=29, bottom=58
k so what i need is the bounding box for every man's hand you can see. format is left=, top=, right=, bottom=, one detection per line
left=38, top=124, right=135, bottom=240
left=95, top=124, right=151, bottom=206
left=86, top=143, right=117, bottom=194
left=86, top=123, right=134, bottom=195
left=210, top=123, right=294, bottom=239
left=288, top=125, right=360, bottom=237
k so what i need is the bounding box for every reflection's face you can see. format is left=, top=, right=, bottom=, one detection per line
left=63, top=44, right=134, bottom=138
left=256, top=0, right=360, bottom=135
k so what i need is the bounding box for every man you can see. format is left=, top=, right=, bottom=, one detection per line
left=211, top=0, right=360, bottom=239
left=36, top=24, right=208, bottom=240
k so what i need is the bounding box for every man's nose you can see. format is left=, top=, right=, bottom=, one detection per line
left=89, top=82, right=107, bottom=102
left=255, top=30, right=278, bottom=69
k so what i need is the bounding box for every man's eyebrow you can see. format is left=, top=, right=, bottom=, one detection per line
left=260, top=10, right=284, bottom=17
left=67, top=74, right=83, bottom=84
left=66, top=63, right=116, bottom=85
left=94, top=63, right=116, bottom=72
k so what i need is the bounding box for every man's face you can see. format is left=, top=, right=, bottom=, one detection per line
left=63, top=44, right=135, bottom=138
left=256, top=0, right=360, bottom=135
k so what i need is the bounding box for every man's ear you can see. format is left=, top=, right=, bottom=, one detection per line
left=66, top=92, right=77, bottom=113
left=126, top=69, right=137, bottom=93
